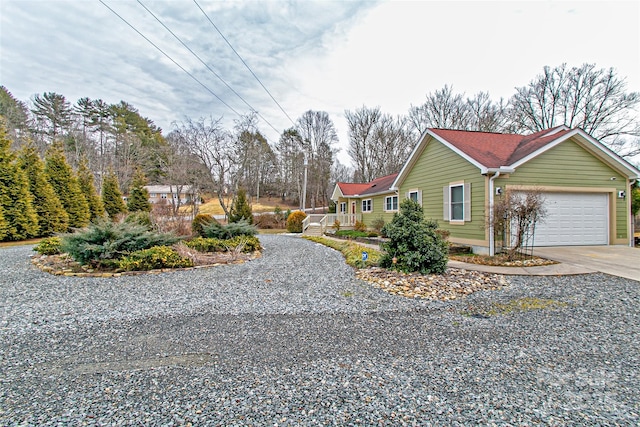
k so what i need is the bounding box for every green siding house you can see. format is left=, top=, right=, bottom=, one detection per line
left=331, top=126, right=640, bottom=255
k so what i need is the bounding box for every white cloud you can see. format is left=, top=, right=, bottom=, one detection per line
left=1, top=0, right=638, bottom=166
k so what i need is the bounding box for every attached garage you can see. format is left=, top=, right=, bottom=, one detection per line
left=530, top=192, right=609, bottom=246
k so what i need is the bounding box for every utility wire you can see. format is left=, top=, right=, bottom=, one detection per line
left=193, top=0, right=297, bottom=127
left=99, top=0, right=243, bottom=118
left=136, top=0, right=282, bottom=136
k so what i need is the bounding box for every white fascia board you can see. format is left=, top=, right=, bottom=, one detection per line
left=509, top=129, right=640, bottom=178
left=330, top=184, right=344, bottom=201
left=391, top=129, right=488, bottom=190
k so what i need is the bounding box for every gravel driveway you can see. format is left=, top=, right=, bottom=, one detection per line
left=1, top=235, right=639, bottom=425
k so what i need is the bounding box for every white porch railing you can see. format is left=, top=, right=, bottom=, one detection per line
left=303, top=213, right=362, bottom=235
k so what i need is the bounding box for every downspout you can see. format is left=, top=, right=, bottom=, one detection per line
left=488, top=171, right=501, bottom=256
left=631, top=179, right=637, bottom=247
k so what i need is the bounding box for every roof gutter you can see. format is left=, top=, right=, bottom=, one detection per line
left=488, top=167, right=515, bottom=256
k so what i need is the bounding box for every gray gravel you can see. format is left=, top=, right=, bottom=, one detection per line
left=1, top=234, right=639, bottom=425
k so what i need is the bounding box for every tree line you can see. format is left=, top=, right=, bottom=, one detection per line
left=0, top=62, right=637, bottom=236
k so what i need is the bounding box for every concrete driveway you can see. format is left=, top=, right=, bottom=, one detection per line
left=534, top=245, right=640, bottom=281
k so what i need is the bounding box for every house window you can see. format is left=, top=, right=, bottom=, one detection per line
left=385, top=195, right=398, bottom=212
left=339, top=202, right=346, bottom=213
left=150, top=193, right=157, bottom=197
left=450, top=184, right=464, bottom=221
left=362, top=199, right=372, bottom=212
left=409, top=191, right=419, bottom=202
left=161, top=194, right=167, bottom=199
left=407, top=189, right=422, bottom=205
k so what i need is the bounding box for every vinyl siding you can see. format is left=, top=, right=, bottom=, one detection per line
left=398, top=137, right=486, bottom=241
left=495, top=138, right=628, bottom=240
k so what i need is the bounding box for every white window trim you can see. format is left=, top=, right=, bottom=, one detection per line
left=339, top=202, right=346, bottom=214
left=443, top=181, right=471, bottom=224
left=449, top=183, right=464, bottom=223
left=384, top=195, right=399, bottom=212
left=362, top=199, right=372, bottom=213
left=407, top=189, right=422, bottom=206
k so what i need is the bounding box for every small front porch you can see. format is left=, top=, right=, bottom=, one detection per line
left=302, top=213, right=362, bottom=236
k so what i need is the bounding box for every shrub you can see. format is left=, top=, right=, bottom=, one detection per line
left=185, top=235, right=261, bottom=253
left=286, top=210, right=307, bottom=233
left=124, top=211, right=154, bottom=230
left=191, top=214, right=216, bottom=237
left=117, top=245, right=194, bottom=271
left=202, top=219, right=257, bottom=239
left=367, top=231, right=379, bottom=238
left=253, top=213, right=281, bottom=229
left=33, top=236, right=62, bottom=255
left=380, top=199, right=448, bottom=274
left=371, top=217, right=385, bottom=232
left=332, top=219, right=341, bottom=231
left=354, top=220, right=367, bottom=232
left=228, top=188, right=253, bottom=224
left=336, top=230, right=368, bottom=238
left=60, top=219, right=179, bottom=266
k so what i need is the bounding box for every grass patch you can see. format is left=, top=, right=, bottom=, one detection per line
left=0, top=238, right=43, bottom=248
left=258, top=229, right=287, bottom=234
left=304, top=236, right=380, bottom=268
left=463, top=297, right=569, bottom=317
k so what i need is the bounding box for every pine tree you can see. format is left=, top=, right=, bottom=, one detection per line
left=0, top=125, right=39, bottom=240
left=0, top=207, right=8, bottom=241
left=17, top=142, right=69, bottom=236
left=44, top=141, right=90, bottom=228
left=126, top=169, right=151, bottom=213
left=229, top=188, right=253, bottom=224
left=77, top=156, right=105, bottom=221
left=102, top=169, right=127, bottom=219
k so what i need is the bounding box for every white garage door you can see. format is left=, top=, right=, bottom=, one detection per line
left=529, top=192, right=608, bottom=246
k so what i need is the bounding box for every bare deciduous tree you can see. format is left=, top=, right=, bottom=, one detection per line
left=509, top=63, right=640, bottom=157
left=491, top=189, right=547, bottom=260
left=296, top=110, right=338, bottom=211
left=346, top=106, right=413, bottom=182
left=171, top=116, right=235, bottom=217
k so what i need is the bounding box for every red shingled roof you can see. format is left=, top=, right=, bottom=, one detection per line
left=337, top=173, right=398, bottom=196
left=429, top=126, right=571, bottom=168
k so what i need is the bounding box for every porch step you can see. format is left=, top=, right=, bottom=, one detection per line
left=303, top=224, right=323, bottom=237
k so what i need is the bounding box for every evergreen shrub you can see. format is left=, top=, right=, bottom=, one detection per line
left=34, top=236, right=62, bottom=255
left=117, top=246, right=193, bottom=271
left=185, top=235, right=261, bottom=253
left=286, top=210, right=306, bottom=233
left=191, top=214, right=216, bottom=237
left=380, top=199, right=448, bottom=274
left=60, top=219, right=178, bottom=266
left=201, top=219, right=256, bottom=239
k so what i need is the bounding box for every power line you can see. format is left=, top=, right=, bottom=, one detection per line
left=99, top=0, right=243, bottom=118
left=193, top=0, right=297, bottom=128
left=136, top=0, right=282, bottom=136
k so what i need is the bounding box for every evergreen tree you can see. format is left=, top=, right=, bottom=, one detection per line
left=44, top=141, right=90, bottom=228
left=126, top=169, right=151, bottom=213
left=0, top=125, right=39, bottom=240
left=102, top=169, right=127, bottom=219
left=229, top=188, right=253, bottom=224
left=17, top=142, right=69, bottom=236
left=0, top=207, right=8, bottom=241
left=77, top=156, right=105, bottom=221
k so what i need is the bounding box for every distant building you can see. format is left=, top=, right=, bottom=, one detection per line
left=144, top=185, right=200, bottom=205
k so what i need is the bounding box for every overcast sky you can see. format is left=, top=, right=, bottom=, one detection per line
left=1, top=0, right=639, bottom=166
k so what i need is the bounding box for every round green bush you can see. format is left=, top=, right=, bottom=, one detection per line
left=33, top=236, right=62, bottom=255
left=286, top=210, right=307, bottom=233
